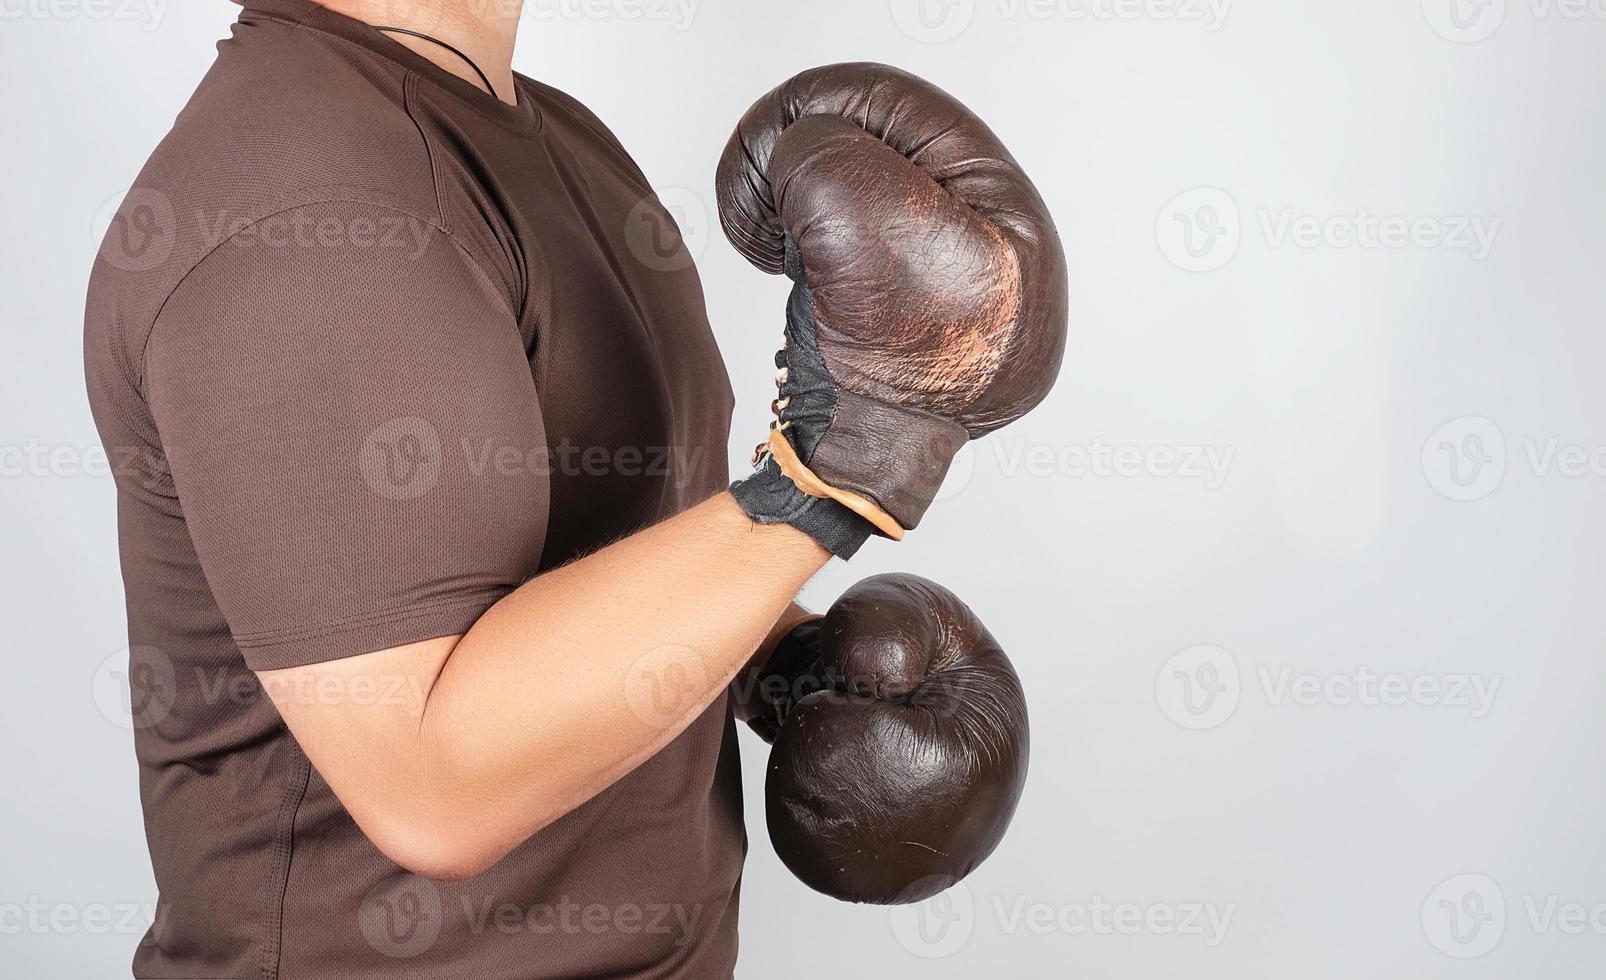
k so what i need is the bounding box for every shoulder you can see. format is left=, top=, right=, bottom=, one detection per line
left=159, top=15, right=443, bottom=226
left=87, top=17, right=448, bottom=391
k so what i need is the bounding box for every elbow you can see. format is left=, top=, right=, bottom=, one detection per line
left=390, top=845, right=499, bottom=884
left=363, top=812, right=518, bottom=883
left=341, top=746, right=574, bottom=881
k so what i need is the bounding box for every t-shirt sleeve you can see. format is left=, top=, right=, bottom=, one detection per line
left=143, top=202, right=549, bottom=671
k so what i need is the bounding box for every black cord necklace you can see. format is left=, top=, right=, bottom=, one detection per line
left=373, top=26, right=498, bottom=99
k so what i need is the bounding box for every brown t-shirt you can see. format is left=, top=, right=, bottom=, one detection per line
left=83, top=1, right=741, bottom=976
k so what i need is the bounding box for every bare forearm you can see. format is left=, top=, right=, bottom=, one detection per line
left=404, top=492, right=825, bottom=873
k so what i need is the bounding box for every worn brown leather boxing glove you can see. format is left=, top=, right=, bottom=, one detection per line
left=721, top=63, right=1068, bottom=557
left=735, top=574, right=1029, bottom=904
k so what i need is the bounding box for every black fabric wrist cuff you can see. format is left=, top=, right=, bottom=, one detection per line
left=730, top=458, right=877, bottom=560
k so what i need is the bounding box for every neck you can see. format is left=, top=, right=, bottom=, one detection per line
left=313, top=0, right=525, bottom=105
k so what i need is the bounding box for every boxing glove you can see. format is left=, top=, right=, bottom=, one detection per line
left=737, top=574, right=1029, bottom=904
left=721, top=64, right=1068, bottom=557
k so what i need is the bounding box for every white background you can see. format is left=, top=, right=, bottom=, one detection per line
left=4, top=0, right=1606, bottom=976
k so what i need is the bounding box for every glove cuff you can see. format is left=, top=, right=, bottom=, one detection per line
left=800, top=390, right=970, bottom=533
left=730, top=459, right=877, bottom=559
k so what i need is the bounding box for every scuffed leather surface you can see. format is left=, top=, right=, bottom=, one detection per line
left=717, top=62, right=1068, bottom=439
left=745, top=248, right=969, bottom=532
left=761, top=573, right=1030, bottom=905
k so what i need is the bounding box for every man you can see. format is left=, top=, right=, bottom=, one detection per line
left=87, top=1, right=1064, bottom=976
